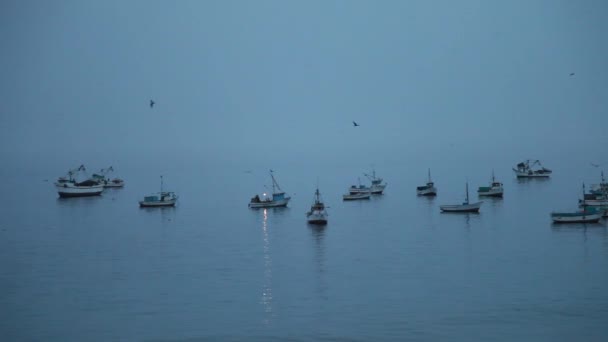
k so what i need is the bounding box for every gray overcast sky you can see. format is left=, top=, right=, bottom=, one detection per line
left=1, top=0, right=607, bottom=168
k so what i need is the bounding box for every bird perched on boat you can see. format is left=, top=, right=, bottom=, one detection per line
left=352, top=121, right=360, bottom=127
left=150, top=100, right=155, bottom=108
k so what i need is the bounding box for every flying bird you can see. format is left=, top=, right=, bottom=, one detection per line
left=569, top=73, right=575, bottom=76
left=150, top=100, right=155, bottom=108
left=591, top=162, right=600, bottom=168
left=353, top=121, right=360, bottom=127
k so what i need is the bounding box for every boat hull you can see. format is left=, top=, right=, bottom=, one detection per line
left=349, top=187, right=372, bottom=194
left=343, top=193, right=371, bottom=201
left=139, top=200, right=176, bottom=207
left=417, top=188, right=437, bottom=196
left=307, top=212, right=328, bottom=225
left=478, top=190, right=503, bottom=197
left=370, top=184, right=386, bottom=194
left=249, top=198, right=290, bottom=208
left=56, top=184, right=104, bottom=197
left=440, top=202, right=482, bottom=213
left=551, top=213, right=601, bottom=223
left=513, top=169, right=551, bottom=178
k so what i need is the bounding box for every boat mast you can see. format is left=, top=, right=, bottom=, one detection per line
left=270, top=170, right=282, bottom=193
left=160, top=175, right=164, bottom=192
left=428, top=168, right=431, bottom=183
left=492, top=169, right=495, bottom=183
left=465, top=182, right=469, bottom=204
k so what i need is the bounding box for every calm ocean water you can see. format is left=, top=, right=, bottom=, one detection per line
left=2, top=155, right=608, bottom=341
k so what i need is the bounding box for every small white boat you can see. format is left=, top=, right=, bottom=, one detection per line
left=139, top=176, right=177, bottom=207
left=55, top=165, right=104, bottom=198
left=91, top=166, right=124, bottom=188
left=364, top=168, right=387, bottom=194
left=513, top=159, right=552, bottom=178
left=440, top=182, right=482, bottom=213
left=306, top=187, right=328, bottom=225
left=343, top=192, right=371, bottom=201
left=477, top=171, right=503, bottom=197
left=417, top=168, right=437, bottom=196
left=249, top=170, right=291, bottom=208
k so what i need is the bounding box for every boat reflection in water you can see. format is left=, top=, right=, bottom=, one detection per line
left=260, top=209, right=273, bottom=325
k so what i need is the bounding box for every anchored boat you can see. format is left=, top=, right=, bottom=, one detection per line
left=440, top=182, right=482, bottom=213
left=139, top=176, right=177, bottom=207
left=364, top=168, right=387, bottom=194
left=91, top=166, right=124, bottom=188
left=343, top=192, right=371, bottom=201
left=306, top=187, right=328, bottom=225
left=553, top=184, right=601, bottom=223
left=513, top=159, right=552, bottom=178
left=417, top=169, right=437, bottom=196
left=249, top=170, right=291, bottom=208
left=477, top=171, right=503, bottom=197
left=55, top=165, right=104, bottom=198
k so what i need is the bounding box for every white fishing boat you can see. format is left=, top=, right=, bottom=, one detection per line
left=91, top=166, right=124, bottom=188
left=343, top=192, right=371, bottom=201
left=364, top=168, right=387, bottom=194
left=139, top=176, right=177, bottom=207
left=249, top=170, right=291, bottom=208
left=579, top=177, right=608, bottom=207
left=306, top=187, right=328, bottom=225
left=440, top=182, right=482, bottom=213
left=417, top=169, right=437, bottom=196
left=477, top=171, right=503, bottom=197
left=55, top=165, right=104, bottom=198
left=513, top=159, right=552, bottom=178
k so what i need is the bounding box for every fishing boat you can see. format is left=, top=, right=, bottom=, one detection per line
left=579, top=177, right=608, bottom=207
left=343, top=192, right=371, bottom=201
left=91, top=166, right=125, bottom=188
left=554, top=184, right=602, bottom=223
left=349, top=177, right=372, bottom=194
left=513, top=159, right=552, bottom=178
left=55, top=165, right=104, bottom=198
left=551, top=208, right=601, bottom=223
left=440, top=182, right=482, bottom=213
left=364, top=168, right=387, bottom=194
left=249, top=170, right=291, bottom=208
left=306, top=187, right=328, bottom=225
left=139, top=176, right=177, bottom=207
left=589, top=171, right=608, bottom=195
left=477, top=171, right=503, bottom=197
left=416, top=169, right=437, bottom=196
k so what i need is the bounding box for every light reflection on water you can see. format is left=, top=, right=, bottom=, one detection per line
left=260, top=208, right=273, bottom=325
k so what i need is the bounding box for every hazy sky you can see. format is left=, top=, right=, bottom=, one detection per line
left=2, top=0, right=607, bottom=169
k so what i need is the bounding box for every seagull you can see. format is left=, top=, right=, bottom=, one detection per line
left=353, top=121, right=360, bottom=127
left=591, top=162, right=600, bottom=168
left=570, top=73, right=575, bottom=76
left=150, top=100, right=155, bottom=108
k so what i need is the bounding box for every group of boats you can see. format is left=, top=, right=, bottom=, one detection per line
left=55, top=165, right=122, bottom=198
left=54, top=165, right=177, bottom=207
left=55, top=159, right=607, bottom=225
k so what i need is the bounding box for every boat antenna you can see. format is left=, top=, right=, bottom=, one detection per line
left=492, top=169, right=495, bottom=183
left=428, top=168, right=431, bottom=183
left=160, top=175, right=164, bottom=192
left=465, top=181, right=469, bottom=204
